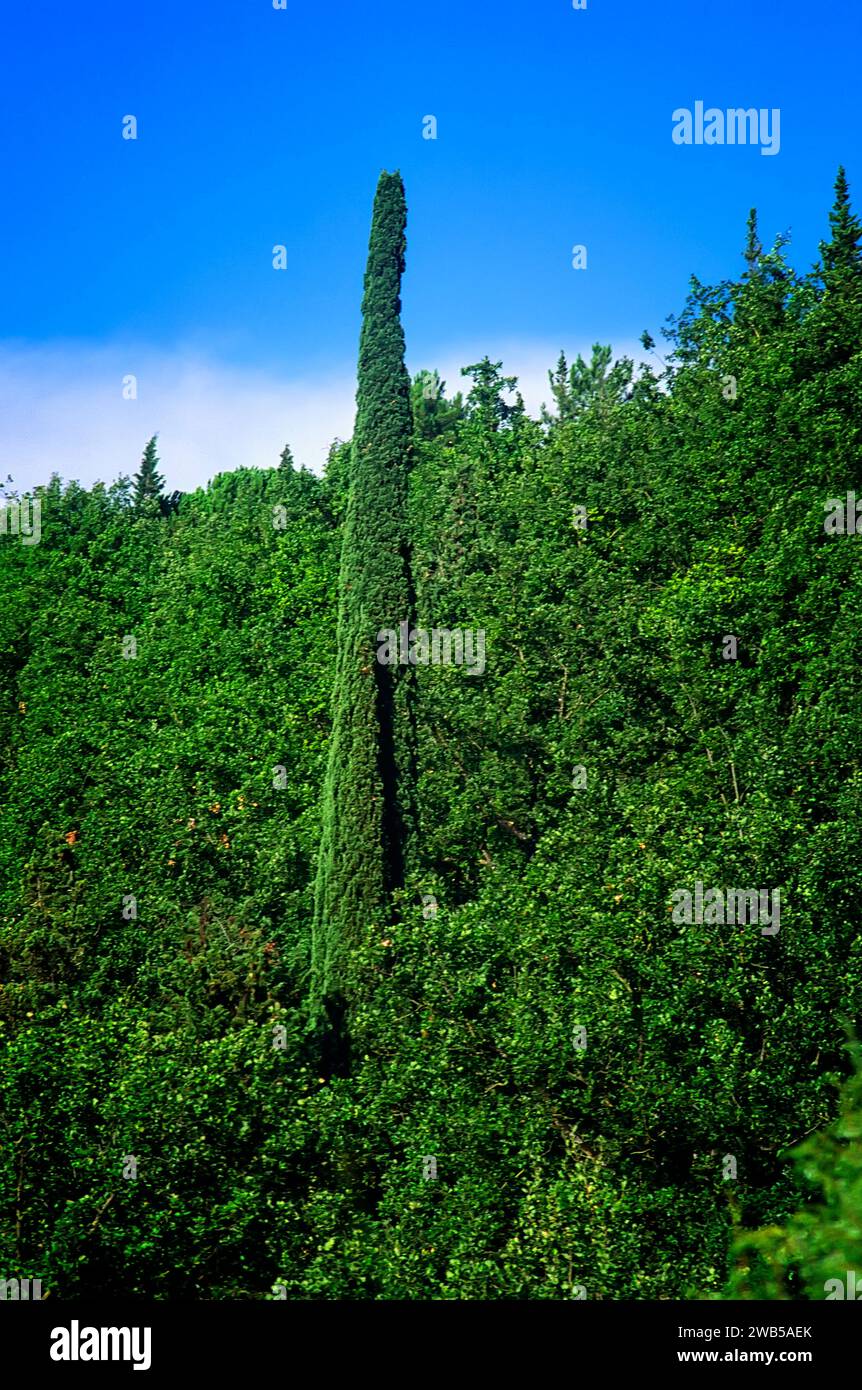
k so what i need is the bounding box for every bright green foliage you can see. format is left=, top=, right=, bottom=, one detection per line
left=543, top=344, right=633, bottom=422
left=1, top=172, right=861, bottom=1300
left=312, top=171, right=418, bottom=1007
left=0, top=460, right=337, bottom=1298
left=821, top=166, right=862, bottom=280
left=133, top=436, right=164, bottom=508
left=410, top=370, right=464, bottom=442
left=727, top=1043, right=862, bottom=1299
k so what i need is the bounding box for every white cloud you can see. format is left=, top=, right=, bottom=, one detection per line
left=0, top=342, right=357, bottom=494
left=0, top=337, right=650, bottom=495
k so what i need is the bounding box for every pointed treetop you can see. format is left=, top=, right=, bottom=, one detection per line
left=821, top=165, right=862, bottom=277
left=362, top=172, right=407, bottom=303
left=744, top=208, right=762, bottom=274
left=356, top=171, right=410, bottom=424
left=133, top=435, right=164, bottom=507
left=312, top=169, right=417, bottom=1006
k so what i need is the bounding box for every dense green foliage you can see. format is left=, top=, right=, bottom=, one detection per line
left=133, top=436, right=164, bottom=509
left=1, top=171, right=860, bottom=1300
left=312, top=171, right=418, bottom=1010
left=727, top=1041, right=862, bottom=1299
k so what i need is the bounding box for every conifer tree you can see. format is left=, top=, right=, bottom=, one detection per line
left=312, top=171, right=417, bottom=1009
left=743, top=206, right=762, bottom=276
left=133, top=436, right=164, bottom=507
left=410, top=370, right=464, bottom=442
left=821, top=166, right=862, bottom=281
left=731, top=208, right=793, bottom=345
left=542, top=345, right=632, bottom=422
left=808, top=167, right=862, bottom=368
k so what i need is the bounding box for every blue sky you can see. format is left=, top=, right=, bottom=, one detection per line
left=2, top=0, right=859, bottom=488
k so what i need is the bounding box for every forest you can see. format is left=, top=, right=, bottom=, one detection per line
left=1, top=167, right=861, bottom=1301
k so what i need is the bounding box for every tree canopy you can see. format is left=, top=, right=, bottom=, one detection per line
left=1, top=169, right=861, bottom=1300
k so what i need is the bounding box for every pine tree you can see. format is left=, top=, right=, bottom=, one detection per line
left=743, top=207, right=762, bottom=276
left=733, top=209, right=792, bottom=344
left=806, top=167, right=862, bottom=369
left=410, top=370, right=464, bottom=442
left=542, top=345, right=632, bottom=423
left=312, top=171, right=417, bottom=1010
left=820, top=166, right=862, bottom=280
left=133, top=436, right=164, bottom=508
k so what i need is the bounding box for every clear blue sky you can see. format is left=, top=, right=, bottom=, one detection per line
left=2, top=0, right=860, bottom=488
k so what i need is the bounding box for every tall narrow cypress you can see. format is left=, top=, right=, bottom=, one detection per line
left=312, top=171, right=417, bottom=1009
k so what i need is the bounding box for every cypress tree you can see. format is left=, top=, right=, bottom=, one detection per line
left=133, top=435, right=164, bottom=507
left=312, top=171, right=417, bottom=1010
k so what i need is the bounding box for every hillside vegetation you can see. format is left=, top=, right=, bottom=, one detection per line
left=1, top=171, right=861, bottom=1299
